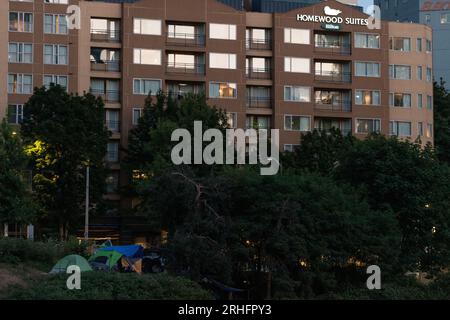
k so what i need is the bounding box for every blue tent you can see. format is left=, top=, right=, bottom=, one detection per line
left=99, top=245, right=144, bottom=258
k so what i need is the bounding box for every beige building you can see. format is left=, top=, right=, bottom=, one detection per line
left=4, top=0, right=433, bottom=207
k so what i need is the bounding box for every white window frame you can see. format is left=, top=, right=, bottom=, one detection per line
left=284, top=115, right=311, bottom=132
left=132, top=78, right=162, bottom=95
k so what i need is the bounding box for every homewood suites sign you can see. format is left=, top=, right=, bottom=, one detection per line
left=297, top=6, right=369, bottom=26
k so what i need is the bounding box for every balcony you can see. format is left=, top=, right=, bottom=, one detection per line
left=314, top=99, right=352, bottom=112
left=314, top=71, right=351, bottom=83
left=166, top=62, right=205, bottom=75
left=90, top=29, right=120, bottom=43
left=166, top=32, right=205, bottom=47
left=314, top=41, right=351, bottom=55
left=246, top=38, right=272, bottom=51
left=246, top=96, right=271, bottom=108
left=91, top=60, right=120, bottom=72
left=246, top=68, right=271, bottom=80
left=90, top=89, right=120, bottom=103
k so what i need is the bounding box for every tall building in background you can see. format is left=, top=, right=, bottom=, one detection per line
left=375, top=0, right=450, bottom=88
left=219, top=0, right=359, bottom=12
left=4, top=0, right=433, bottom=240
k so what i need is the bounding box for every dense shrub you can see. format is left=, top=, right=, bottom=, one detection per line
left=0, top=238, right=88, bottom=268
left=5, top=272, right=212, bottom=300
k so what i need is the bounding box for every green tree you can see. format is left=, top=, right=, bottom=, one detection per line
left=0, top=120, right=35, bottom=225
left=126, top=92, right=229, bottom=176
left=335, top=135, right=450, bottom=273
left=138, top=167, right=400, bottom=299
left=21, top=85, right=109, bottom=240
left=433, top=79, right=450, bottom=163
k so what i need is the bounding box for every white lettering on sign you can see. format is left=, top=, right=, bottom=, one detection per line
left=296, top=5, right=369, bottom=26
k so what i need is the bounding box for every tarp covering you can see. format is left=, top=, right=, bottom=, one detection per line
left=89, top=250, right=123, bottom=269
left=99, top=245, right=143, bottom=258
left=50, top=255, right=93, bottom=274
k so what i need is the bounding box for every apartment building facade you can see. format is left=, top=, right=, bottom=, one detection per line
left=375, top=0, right=450, bottom=89
left=4, top=0, right=433, bottom=207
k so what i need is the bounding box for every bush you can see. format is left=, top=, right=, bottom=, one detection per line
left=336, top=277, right=449, bottom=300
left=0, top=238, right=88, bottom=269
left=5, top=272, right=213, bottom=300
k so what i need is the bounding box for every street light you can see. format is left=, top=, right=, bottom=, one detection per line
left=84, top=164, right=90, bottom=242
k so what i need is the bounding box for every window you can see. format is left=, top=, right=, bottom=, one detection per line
left=425, top=14, right=431, bottom=24
left=246, top=116, right=270, bottom=130
left=106, top=110, right=120, bottom=133
left=132, top=108, right=142, bottom=125
left=133, top=78, right=161, bottom=95
left=8, top=43, right=33, bottom=63
left=356, top=119, right=380, bottom=134
left=417, top=66, right=423, bottom=80
left=389, top=65, right=411, bottom=80
left=106, top=173, right=119, bottom=193
left=133, top=18, right=161, bottom=35
left=7, top=104, right=24, bottom=124
left=227, top=113, right=237, bottom=129
left=106, top=142, right=119, bottom=163
left=209, top=82, right=237, bottom=98
left=389, top=37, right=411, bottom=51
left=284, top=115, right=311, bottom=132
left=133, top=49, right=161, bottom=65
left=418, top=94, right=423, bottom=109
left=426, top=123, right=433, bottom=138
left=43, top=75, right=68, bottom=90
left=168, top=53, right=196, bottom=69
left=355, top=33, right=380, bottom=49
left=355, top=90, right=381, bottom=105
left=44, top=44, right=68, bottom=65
left=426, top=68, right=432, bottom=82
left=426, top=40, right=432, bottom=52
left=427, top=95, right=433, bottom=109
left=441, top=13, right=450, bottom=24
left=44, top=0, right=69, bottom=3
left=8, top=74, right=33, bottom=94
left=284, top=57, right=310, bottom=73
left=390, top=121, right=412, bottom=136
left=9, top=12, right=33, bottom=32
left=44, top=14, right=68, bottom=34
left=284, top=144, right=300, bottom=152
left=418, top=122, right=424, bottom=137
left=284, top=86, right=311, bottom=102
left=209, top=23, right=236, bottom=40
left=416, top=38, right=422, bottom=52
left=209, top=53, right=236, bottom=69
left=355, top=62, right=380, bottom=77
left=168, top=25, right=196, bottom=39
left=284, top=28, right=310, bottom=44
left=389, top=93, right=412, bottom=108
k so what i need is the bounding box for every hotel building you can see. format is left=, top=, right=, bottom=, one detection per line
left=3, top=0, right=433, bottom=210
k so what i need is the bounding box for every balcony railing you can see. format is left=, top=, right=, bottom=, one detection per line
left=246, top=38, right=272, bottom=50
left=246, top=68, right=271, bottom=80
left=314, top=99, right=352, bottom=112
left=106, top=120, right=120, bottom=133
left=90, top=89, right=120, bottom=103
left=166, top=62, right=205, bottom=75
left=315, top=127, right=352, bottom=135
left=314, top=41, right=351, bottom=55
left=90, top=29, right=120, bottom=42
left=166, top=32, right=205, bottom=47
left=90, top=60, right=120, bottom=72
left=246, top=96, right=271, bottom=108
left=314, top=71, right=351, bottom=83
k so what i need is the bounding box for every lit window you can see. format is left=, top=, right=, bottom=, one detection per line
left=209, top=82, right=237, bottom=98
